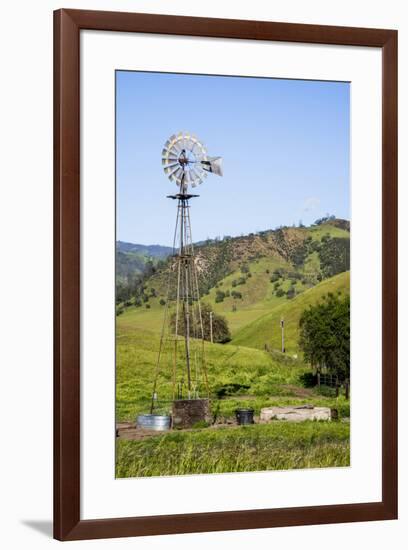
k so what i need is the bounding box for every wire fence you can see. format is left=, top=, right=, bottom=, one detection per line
left=317, top=373, right=350, bottom=399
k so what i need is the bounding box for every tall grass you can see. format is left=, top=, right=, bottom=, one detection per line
left=116, top=421, right=350, bottom=477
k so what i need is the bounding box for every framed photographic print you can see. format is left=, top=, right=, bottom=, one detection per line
left=54, top=9, right=397, bottom=541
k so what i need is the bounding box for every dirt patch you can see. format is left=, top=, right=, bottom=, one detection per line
left=279, top=384, right=314, bottom=398
left=116, top=422, right=165, bottom=441
left=116, top=418, right=258, bottom=440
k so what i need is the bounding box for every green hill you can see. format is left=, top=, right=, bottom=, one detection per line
left=232, top=271, right=350, bottom=352
left=121, top=221, right=350, bottom=334
left=144, top=221, right=349, bottom=299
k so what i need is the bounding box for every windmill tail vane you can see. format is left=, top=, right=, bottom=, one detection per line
left=151, top=132, right=223, bottom=412
left=201, top=156, right=223, bottom=176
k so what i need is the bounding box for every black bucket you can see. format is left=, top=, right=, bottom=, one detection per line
left=235, top=408, right=254, bottom=425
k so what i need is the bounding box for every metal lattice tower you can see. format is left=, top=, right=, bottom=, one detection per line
left=150, top=132, right=223, bottom=412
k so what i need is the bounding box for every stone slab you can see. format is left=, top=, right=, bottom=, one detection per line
left=260, top=406, right=331, bottom=422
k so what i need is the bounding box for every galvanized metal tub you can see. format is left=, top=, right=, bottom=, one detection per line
left=136, top=414, right=171, bottom=431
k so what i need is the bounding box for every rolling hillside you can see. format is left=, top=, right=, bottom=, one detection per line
left=231, top=271, right=350, bottom=352
left=116, top=241, right=173, bottom=303
left=118, top=220, right=349, bottom=334
left=143, top=220, right=350, bottom=300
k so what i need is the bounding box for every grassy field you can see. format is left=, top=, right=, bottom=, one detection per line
left=306, top=224, right=349, bottom=240
left=116, top=322, right=349, bottom=422
left=116, top=326, right=305, bottom=420
left=116, top=421, right=350, bottom=477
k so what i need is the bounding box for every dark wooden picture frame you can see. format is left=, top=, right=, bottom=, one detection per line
left=54, top=9, right=397, bottom=541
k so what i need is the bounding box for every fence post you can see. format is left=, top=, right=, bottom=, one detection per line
left=209, top=311, right=213, bottom=344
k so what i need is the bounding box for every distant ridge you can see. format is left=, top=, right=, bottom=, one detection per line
left=116, top=241, right=173, bottom=258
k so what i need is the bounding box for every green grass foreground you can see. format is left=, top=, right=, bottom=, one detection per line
left=116, top=421, right=350, bottom=478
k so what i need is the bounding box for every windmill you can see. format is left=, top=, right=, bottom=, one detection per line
left=148, top=132, right=223, bottom=429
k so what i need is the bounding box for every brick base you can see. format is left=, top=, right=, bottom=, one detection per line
left=172, top=398, right=211, bottom=429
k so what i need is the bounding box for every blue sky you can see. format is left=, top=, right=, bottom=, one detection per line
left=116, top=71, right=349, bottom=246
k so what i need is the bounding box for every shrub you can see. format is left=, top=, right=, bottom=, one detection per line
left=299, top=372, right=317, bottom=388
left=215, top=383, right=250, bottom=399
left=310, top=240, right=321, bottom=253
left=170, top=303, right=231, bottom=343
left=299, top=293, right=350, bottom=379
left=215, top=290, right=226, bottom=303
left=315, top=385, right=337, bottom=397
left=275, top=288, right=285, bottom=298
left=319, top=237, right=350, bottom=278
